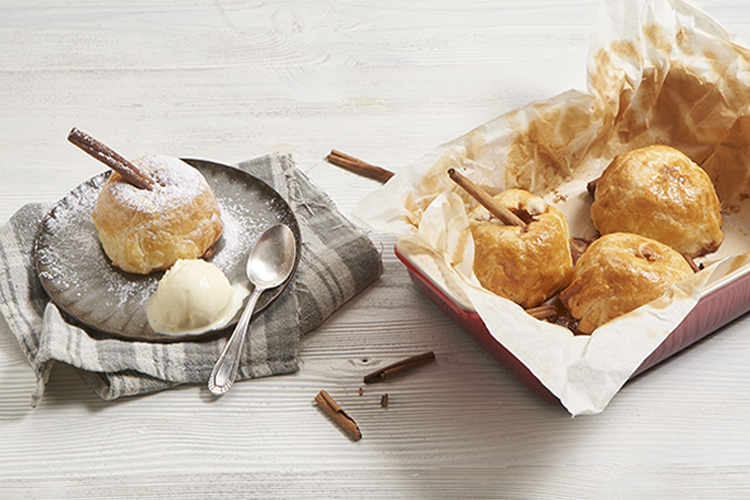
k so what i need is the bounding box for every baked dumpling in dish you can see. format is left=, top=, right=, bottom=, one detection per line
left=590, top=145, right=723, bottom=257
left=92, top=154, right=223, bottom=275
left=559, top=232, right=693, bottom=334
left=470, top=189, right=573, bottom=309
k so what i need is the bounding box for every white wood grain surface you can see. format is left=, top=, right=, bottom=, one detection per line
left=3, top=1, right=750, bottom=499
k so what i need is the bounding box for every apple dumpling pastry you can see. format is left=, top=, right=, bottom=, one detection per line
left=91, top=154, right=223, bottom=274
left=590, top=145, right=723, bottom=257
left=560, top=232, right=693, bottom=334
left=469, top=189, right=573, bottom=309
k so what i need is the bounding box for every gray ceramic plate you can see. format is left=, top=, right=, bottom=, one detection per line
left=34, top=159, right=301, bottom=342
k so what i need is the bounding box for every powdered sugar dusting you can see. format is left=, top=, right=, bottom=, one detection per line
left=36, top=173, right=155, bottom=333
left=107, top=154, right=212, bottom=214
left=211, top=206, right=248, bottom=275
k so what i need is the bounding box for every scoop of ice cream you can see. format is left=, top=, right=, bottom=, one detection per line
left=147, top=259, right=244, bottom=336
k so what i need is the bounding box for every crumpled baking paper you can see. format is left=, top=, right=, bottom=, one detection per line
left=353, top=0, right=750, bottom=415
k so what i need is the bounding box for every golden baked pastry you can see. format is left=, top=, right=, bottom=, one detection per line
left=470, top=189, right=573, bottom=308
left=590, top=145, right=723, bottom=257
left=92, top=154, right=223, bottom=274
left=559, top=232, right=693, bottom=334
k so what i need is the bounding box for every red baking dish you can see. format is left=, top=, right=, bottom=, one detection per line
left=395, top=241, right=750, bottom=406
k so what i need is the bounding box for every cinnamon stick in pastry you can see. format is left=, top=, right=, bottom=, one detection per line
left=447, top=168, right=528, bottom=229
left=68, top=127, right=155, bottom=190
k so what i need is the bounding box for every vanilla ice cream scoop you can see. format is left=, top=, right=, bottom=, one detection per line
left=147, top=259, right=246, bottom=336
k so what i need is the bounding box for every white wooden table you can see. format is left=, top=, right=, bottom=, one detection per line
left=3, top=1, right=750, bottom=498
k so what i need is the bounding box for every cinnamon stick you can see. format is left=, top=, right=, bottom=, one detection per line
left=587, top=177, right=600, bottom=198
left=315, top=390, right=362, bottom=441
left=326, top=149, right=395, bottom=183
left=68, top=127, right=155, bottom=190
left=683, top=254, right=702, bottom=273
left=525, top=304, right=557, bottom=320
left=447, top=168, right=528, bottom=229
left=363, top=351, right=436, bottom=384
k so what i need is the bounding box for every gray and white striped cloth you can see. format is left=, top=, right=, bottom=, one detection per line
left=0, top=153, right=382, bottom=406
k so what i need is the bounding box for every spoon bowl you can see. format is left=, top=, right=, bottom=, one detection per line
left=208, top=224, right=297, bottom=396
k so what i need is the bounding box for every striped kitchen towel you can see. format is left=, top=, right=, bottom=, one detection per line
left=0, top=153, right=382, bottom=406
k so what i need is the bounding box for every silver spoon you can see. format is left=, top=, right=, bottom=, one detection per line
left=208, top=224, right=297, bottom=396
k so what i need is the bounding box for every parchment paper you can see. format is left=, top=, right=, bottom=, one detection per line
left=354, top=0, right=750, bottom=415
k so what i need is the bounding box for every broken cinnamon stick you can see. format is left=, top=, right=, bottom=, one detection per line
left=326, top=149, right=395, bottom=183
left=315, top=390, right=362, bottom=441
left=363, top=351, right=436, bottom=384
left=447, top=168, right=528, bottom=229
left=68, top=127, right=155, bottom=190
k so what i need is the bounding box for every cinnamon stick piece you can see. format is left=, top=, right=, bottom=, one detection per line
left=315, top=390, right=362, bottom=441
left=447, top=168, right=527, bottom=229
left=67, top=127, right=155, bottom=190
left=363, top=351, right=436, bottom=384
left=326, top=149, right=395, bottom=183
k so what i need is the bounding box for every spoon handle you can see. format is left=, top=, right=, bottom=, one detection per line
left=208, top=287, right=264, bottom=395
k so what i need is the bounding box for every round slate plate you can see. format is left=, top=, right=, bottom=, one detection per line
left=34, top=159, right=301, bottom=342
